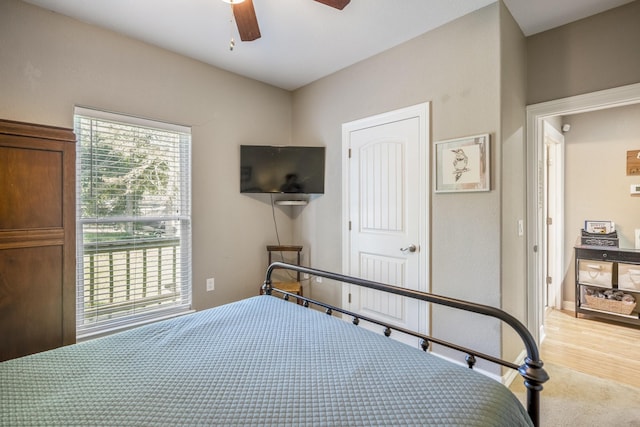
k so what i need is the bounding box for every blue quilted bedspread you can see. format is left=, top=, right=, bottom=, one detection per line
left=0, top=296, right=532, bottom=426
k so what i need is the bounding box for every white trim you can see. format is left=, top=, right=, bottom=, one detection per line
left=502, top=350, right=527, bottom=387
left=526, top=82, right=640, bottom=344
left=432, top=349, right=528, bottom=386
left=542, top=121, right=565, bottom=310
left=77, top=309, right=194, bottom=341
left=74, top=107, right=193, bottom=337
left=562, top=300, right=576, bottom=312
left=430, top=351, right=502, bottom=383
left=74, top=106, right=190, bottom=134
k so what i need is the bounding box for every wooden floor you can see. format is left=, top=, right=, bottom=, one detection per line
left=541, top=309, right=640, bottom=388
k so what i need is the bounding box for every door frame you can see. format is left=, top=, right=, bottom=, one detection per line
left=543, top=121, right=564, bottom=311
left=526, top=82, right=640, bottom=344
left=341, top=102, right=430, bottom=322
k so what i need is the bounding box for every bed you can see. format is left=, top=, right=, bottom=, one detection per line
left=0, top=262, right=548, bottom=426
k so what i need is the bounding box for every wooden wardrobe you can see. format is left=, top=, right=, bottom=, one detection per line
left=0, top=119, right=76, bottom=362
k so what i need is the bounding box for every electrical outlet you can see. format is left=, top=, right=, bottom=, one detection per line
left=635, top=229, right=640, bottom=250
left=303, top=273, right=309, bottom=279
left=206, top=277, right=215, bottom=291
left=315, top=276, right=322, bottom=283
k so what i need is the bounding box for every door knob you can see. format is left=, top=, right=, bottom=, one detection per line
left=400, top=244, right=417, bottom=253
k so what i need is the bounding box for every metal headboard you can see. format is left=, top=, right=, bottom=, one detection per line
left=263, top=262, right=549, bottom=427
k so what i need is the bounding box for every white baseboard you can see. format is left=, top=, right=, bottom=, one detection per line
left=562, top=300, right=575, bottom=312
left=431, top=349, right=527, bottom=386
left=430, top=351, right=502, bottom=382
left=502, top=350, right=527, bottom=387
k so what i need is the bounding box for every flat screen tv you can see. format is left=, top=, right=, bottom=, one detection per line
left=240, top=145, right=325, bottom=194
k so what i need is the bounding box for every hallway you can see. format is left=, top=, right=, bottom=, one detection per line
left=541, top=309, right=640, bottom=388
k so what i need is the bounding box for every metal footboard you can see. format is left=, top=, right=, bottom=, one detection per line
left=263, top=262, right=549, bottom=427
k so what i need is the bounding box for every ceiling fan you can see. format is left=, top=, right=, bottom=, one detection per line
left=225, top=0, right=351, bottom=42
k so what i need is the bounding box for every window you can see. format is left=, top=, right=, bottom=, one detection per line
left=74, top=107, right=191, bottom=339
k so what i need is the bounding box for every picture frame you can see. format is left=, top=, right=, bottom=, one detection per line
left=626, top=150, right=640, bottom=175
left=434, top=134, right=490, bottom=193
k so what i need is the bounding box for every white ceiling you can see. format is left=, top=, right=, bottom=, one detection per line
left=22, top=0, right=635, bottom=90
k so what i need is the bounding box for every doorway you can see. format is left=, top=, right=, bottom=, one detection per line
left=341, top=103, right=430, bottom=347
left=526, top=82, right=640, bottom=344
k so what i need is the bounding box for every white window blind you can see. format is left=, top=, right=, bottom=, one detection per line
left=74, top=107, right=192, bottom=339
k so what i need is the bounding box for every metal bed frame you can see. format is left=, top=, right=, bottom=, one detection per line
left=263, top=262, right=549, bottom=427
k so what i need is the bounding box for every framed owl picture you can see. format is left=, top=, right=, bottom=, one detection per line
left=434, top=134, right=490, bottom=193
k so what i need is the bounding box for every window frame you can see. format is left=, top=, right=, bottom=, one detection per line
left=74, top=106, right=192, bottom=339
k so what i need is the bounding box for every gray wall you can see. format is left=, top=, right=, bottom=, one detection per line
left=292, top=3, right=526, bottom=370
left=499, top=0, right=528, bottom=367
left=527, top=0, right=640, bottom=104
left=0, top=0, right=294, bottom=311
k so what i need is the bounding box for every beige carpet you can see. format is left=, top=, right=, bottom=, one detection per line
left=509, top=362, right=640, bottom=426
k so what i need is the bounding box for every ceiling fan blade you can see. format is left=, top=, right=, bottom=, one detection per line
left=313, top=0, right=351, bottom=10
left=232, top=0, right=261, bottom=41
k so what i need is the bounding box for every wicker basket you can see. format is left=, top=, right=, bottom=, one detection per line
left=585, top=295, right=637, bottom=315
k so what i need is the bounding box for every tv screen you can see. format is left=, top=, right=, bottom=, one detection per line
left=240, top=145, right=325, bottom=194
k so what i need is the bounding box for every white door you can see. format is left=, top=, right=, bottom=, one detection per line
left=341, top=104, right=429, bottom=347
left=543, top=121, right=565, bottom=310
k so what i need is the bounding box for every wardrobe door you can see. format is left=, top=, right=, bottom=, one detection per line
left=0, top=119, right=76, bottom=361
